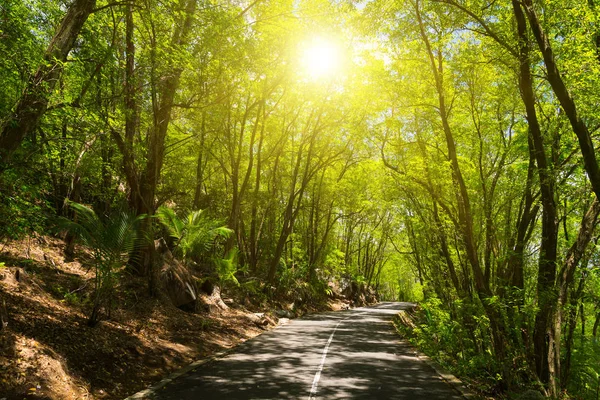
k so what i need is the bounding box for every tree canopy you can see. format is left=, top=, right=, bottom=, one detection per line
left=1, top=0, right=600, bottom=397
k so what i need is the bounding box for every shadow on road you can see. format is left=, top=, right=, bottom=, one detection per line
left=149, top=302, right=461, bottom=400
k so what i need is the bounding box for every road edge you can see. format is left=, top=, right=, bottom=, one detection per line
left=393, top=309, right=480, bottom=399
left=412, top=348, right=479, bottom=399
left=123, top=317, right=294, bottom=400
left=123, top=348, right=233, bottom=399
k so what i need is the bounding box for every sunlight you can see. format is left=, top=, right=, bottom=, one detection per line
left=301, top=37, right=341, bottom=79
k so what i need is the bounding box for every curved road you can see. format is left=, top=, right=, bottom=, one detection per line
left=148, top=302, right=463, bottom=399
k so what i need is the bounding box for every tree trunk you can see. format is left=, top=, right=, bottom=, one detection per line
left=267, top=118, right=321, bottom=284
left=415, top=1, right=512, bottom=380
left=512, top=1, right=559, bottom=392
left=0, top=0, right=97, bottom=162
left=562, top=271, right=587, bottom=388
left=521, top=0, right=600, bottom=202
left=113, top=0, right=197, bottom=281
left=193, top=112, right=207, bottom=210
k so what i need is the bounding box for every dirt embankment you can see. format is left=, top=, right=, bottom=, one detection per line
left=0, top=236, right=361, bottom=400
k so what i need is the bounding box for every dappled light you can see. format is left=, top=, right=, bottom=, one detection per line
left=1, top=0, right=600, bottom=398
left=150, top=304, right=462, bottom=400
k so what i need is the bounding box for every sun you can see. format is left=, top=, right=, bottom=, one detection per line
left=301, top=38, right=341, bottom=79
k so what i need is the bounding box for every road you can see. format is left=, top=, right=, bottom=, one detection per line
left=148, top=302, right=463, bottom=399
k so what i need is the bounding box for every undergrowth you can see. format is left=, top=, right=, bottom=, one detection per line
left=394, top=298, right=506, bottom=397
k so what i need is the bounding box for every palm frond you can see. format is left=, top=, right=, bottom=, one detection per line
left=157, top=206, right=185, bottom=241
left=56, top=201, right=147, bottom=326
left=215, top=248, right=239, bottom=285
left=156, top=206, right=232, bottom=261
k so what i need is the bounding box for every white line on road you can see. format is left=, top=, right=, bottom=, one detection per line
left=307, top=311, right=366, bottom=400
left=307, top=319, right=344, bottom=400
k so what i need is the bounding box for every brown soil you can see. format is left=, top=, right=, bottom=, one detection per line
left=0, top=236, right=342, bottom=400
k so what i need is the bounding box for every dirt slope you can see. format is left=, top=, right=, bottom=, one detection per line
left=0, top=236, right=290, bottom=400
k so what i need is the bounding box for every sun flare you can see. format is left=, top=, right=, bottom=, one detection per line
left=301, top=38, right=341, bottom=79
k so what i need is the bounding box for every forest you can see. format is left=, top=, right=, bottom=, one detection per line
left=1, top=0, right=600, bottom=398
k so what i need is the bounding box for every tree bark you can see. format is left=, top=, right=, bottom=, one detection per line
left=415, top=1, right=511, bottom=376
left=521, top=0, right=600, bottom=202
left=193, top=112, right=207, bottom=210
left=511, top=1, right=559, bottom=391
left=562, top=270, right=587, bottom=388
left=112, top=0, right=197, bottom=279
left=0, top=0, right=97, bottom=162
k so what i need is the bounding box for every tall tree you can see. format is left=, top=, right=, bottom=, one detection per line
left=0, top=0, right=96, bottom=162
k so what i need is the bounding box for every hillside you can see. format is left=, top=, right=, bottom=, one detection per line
left=0, top=235, right=367, bottom=399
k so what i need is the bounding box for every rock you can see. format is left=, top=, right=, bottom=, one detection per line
left=341, top=280, right=379, bottom=306
left=327, top=281, right=342, bottom=298
left=275, top=309, right=293, bottom=318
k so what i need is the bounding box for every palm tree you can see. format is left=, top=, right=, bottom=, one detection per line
left=157, top=206, right=232, bottom=263
left=59, top=201, right=146, bottom=326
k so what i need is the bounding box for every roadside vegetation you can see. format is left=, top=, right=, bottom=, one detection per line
left=1, top=0, right=600, bottom=399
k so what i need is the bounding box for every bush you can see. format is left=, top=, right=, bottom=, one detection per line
left=396, top=297, right=503, bottom=393
left=0, top=168, right=52, bottom=240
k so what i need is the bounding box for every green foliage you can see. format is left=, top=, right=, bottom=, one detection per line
left=157, top=206, right=232, bottom=262
left=396, top=298, right=502, bottom=392
left=51, top=284, right=86, bottom=306
left=58, top=201, right=146, bottom=326
left=0, top=168, right=52, bottom=240
left=354, top=274, right=366, bottom=285
left=323, top=248, right=346, bottom=277
left=214, top=249, right=240, bottom=285
left=3, top=1, right=600, bottom=396
left=568, top=335, right=600, bottom=399
left=239, top=278, right=268, bottom=307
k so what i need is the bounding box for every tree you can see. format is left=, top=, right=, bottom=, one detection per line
left=0, top=0, right=96, bottom=162
left=59, top=201, right=146, bottom=326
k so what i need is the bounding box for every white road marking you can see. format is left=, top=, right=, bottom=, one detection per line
left=307, top=319, right=344, bottom=400
left=307, top=311, right=366, bottom=400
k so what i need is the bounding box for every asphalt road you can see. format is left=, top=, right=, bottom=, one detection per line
left=149, top=302, right=463, bottom=399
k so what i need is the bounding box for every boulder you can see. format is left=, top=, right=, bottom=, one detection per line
left=327, top=281, right=342, bottom=299
left=275, top=309, right=294, bottom=318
